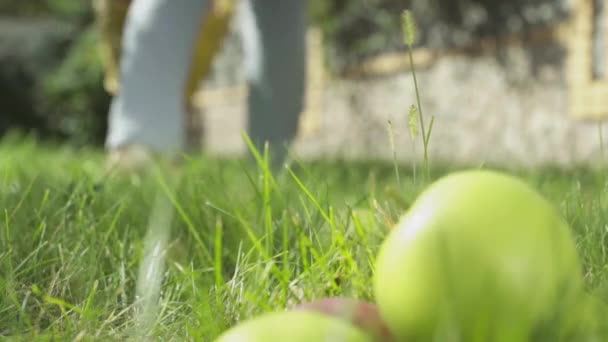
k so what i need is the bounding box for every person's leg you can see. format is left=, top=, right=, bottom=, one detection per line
left=105, top=0, right=208, bottom=157
left=240, top=0, right=308, bottom=164
left=92, top=0, right=132, bottom=95
left=183, top=1, right=237, bottom=149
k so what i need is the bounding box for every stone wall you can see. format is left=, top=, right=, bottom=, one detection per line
left=195, top=26, right=608, bottom=169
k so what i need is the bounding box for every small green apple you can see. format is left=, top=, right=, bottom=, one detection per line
left=373, top=170, right=583, bottom=341
left=214, top=310, right=374, bottom=342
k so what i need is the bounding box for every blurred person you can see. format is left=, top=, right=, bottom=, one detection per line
left=94, top=0, right=307, bottom=172
left=93, top=0, right=130, bottom=95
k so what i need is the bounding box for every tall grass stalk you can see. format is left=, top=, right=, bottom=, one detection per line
left=402, top=10, right=435, bottom=180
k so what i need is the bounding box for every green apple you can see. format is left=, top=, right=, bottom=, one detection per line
left=373, top=170, right=584, bottom=341
left=214, top=310, right=374, bottom=342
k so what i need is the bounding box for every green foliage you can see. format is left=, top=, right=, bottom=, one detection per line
left=0, top=0, right=107, bottom=145
left=38, top=27, right=110, bottom=146
left=310, top=0, right=569, bottom=74
left=0, top=0, right=88, bottom=19
left=310, top=0, right=409, bottom=73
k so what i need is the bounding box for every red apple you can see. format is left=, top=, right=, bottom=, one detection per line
left=293, top=297, right=395, bottom=341
left=214, top=310, right=373, bottom=342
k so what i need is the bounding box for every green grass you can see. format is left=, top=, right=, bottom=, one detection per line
left=1, top=137, right=608, bottom=341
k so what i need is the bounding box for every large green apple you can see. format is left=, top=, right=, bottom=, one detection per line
left=214, top=310, right=374, bottom=342
left=373, top=170, right=584, bottom=341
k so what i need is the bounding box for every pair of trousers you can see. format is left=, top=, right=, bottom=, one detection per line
left=105, top=0, right=307, bottom=157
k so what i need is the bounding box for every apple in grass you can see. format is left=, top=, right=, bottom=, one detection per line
left=373, top=170, right=584, bottom=341
left=293, top=297, right=395, bottom=341
left=214, top=310, right=374, bottom=342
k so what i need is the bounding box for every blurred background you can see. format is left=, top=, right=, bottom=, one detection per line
left=1, top=0, right=606, bottom=168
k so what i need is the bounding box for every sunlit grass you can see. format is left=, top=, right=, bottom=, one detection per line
left=0, top=137, right=607, bottom=340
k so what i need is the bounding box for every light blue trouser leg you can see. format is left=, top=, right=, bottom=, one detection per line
left=240, top=0, right=307, bottom=161
left=105, top=0, right=208, bottom=155
left=106, top=0, right=307, bottom=161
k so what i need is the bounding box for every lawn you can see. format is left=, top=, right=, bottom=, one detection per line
left=1, top=137, right=608, bottom=341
